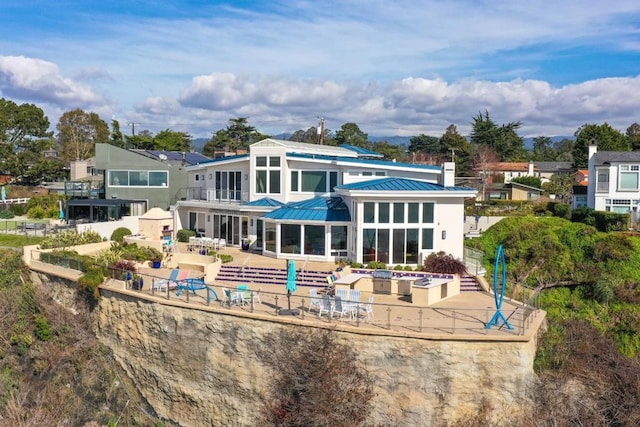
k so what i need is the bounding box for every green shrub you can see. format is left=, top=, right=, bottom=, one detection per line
left=219, top=254, right=233, bottom=263
left=39, top=230, right=104, bottom=249
left=110, top=227, right=132, bottom=243
left=26, top=205, right=46, bottom=219
left=404, top=265, right=414, bottom=271
left=34, top=314, right=52, bottom=341
left=392, top=264, right=404, bottom=270
left=78, top=267, right=105, bottom=302
left=9, top=203, right=27, bottom=216
left=177, top=229, right=195, bottom=243
left=511, top=176, right=542, bottom=188
left=0, top=209, right=14, bottom=219
left=366, top=261, right=387, bottom=270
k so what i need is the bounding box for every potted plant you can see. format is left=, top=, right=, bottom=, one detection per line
left=151, top=256, right=163, bottom=269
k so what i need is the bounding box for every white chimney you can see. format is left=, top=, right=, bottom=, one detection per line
left=588, top=138, right=598, bottom=161
left=441, top=162, right=455, bottom=187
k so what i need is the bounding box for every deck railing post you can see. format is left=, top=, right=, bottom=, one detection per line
left=301, top=298, right=305, bottom=320
left=418, top=308, right=423, bottom=333
left=275, top=295, right=279, bottom=315
left=386, top=306, right=391, bottom=329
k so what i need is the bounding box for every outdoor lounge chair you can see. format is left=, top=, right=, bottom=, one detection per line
left=308, top=288, right=322, bottom=313
left=154, top=269, right=180, bottom=292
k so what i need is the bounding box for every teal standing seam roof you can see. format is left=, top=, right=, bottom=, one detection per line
left=262, top=197, right=351, bottom=222
left=337, top=177, right=475, bottom=192
left=242, top=197, right=285, bottom=207
left=340, top=144, right=384, bottom=157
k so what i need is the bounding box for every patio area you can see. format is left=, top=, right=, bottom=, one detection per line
left=101, top=247, right=545, bottom=340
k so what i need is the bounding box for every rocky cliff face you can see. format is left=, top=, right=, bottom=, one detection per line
left=94, top=290, right=538, bottom=426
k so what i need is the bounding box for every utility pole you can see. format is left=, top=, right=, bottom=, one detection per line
left=127, top=122, right=140, bottom=136
left=317, top=117, right=325, bottom=145
left=449, top=148, right=456, bottom=162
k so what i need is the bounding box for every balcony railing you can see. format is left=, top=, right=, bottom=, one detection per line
left=178, top=187, right=249, bottom=203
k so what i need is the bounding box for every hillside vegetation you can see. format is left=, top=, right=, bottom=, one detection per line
left=467, top=216, right=640, bottom=425
left=0, top=248, right=168, bottom=426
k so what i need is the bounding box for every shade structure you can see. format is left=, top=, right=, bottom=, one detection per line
left=286, top=259, right=297, bottom=294
left=281, top=260, right=299, bottom=315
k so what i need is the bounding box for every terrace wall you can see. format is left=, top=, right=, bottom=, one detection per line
left=94, top=288, right=538, bottom=426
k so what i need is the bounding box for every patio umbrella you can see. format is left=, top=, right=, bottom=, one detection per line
left=58, top=200, right=65, bottom=220
left=1, top=186, right=5, bottom=203
left=282, top=259, right=299, bottom=315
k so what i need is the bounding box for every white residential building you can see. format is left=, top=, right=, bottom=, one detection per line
left=174, top=139, right=477, bottom=265
left=587, top=140, right=640, bottom=216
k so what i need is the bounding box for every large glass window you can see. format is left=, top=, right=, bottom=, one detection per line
left=109, top=170, right=167, bottom=187
left=301, top=171, right=327, bottom=192
left=265, top=222, right=276, bottom=252
left=329, top=171, right=338, bottom=191
left=364, top=202, right=375, bottom=223
left=377, top=229, right=389, bottom=263
left=378, top=203, right=389, bottom=223
left=304, top=225, right=325, bottom=255
left=363, top=229, right=376, bottom=263
left=597, top=171, right=609, bottom=192
left=393, top=229, right=405, bottom=264
left=422, top=228, right=434, bottom=249
left=423, top=203, right=434, bottom=223
left=406, top=229, right=419, bottom=263
left=256, top=156, right=267, bottom=167
left=269, top=170, right=281, bottom=193
left=393, top=203, right=404, bottom=223
left=619, top=165, right=639, bottom=191
left=256, top=170, right=267, bottom=193
left=291, top=171, right=299, bottom=191
left=281, top=224, right=301, bottom=254
left=129, top=171, right=147, bottom=186
left=331, top=226, right=347, bottom=256
left=149, top=171, right=167, bottom=186
left=408, top=203, right=419, bottom=223
left=270, top=156, right=281, bottom=167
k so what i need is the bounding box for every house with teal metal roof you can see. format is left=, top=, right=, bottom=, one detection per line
left=175, top=138, right=477, bottom=265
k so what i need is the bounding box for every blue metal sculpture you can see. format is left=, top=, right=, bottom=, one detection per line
left=486, top=244, right=513, bottom=330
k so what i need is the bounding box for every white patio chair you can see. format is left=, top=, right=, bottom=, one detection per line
left=318, top=294, right=334, bottom=318
left=359, top=295, right=374, bottom=321
left=308, top=288, right=322, bottom=313
left=218, top=238, right=226, bottom=249
left=335, top=288, right=348, bottom=301
left=333, top=296, right=356, bottom=320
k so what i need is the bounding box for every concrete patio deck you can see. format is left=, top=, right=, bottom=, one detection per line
left=99, top=245, right=545, bottom=341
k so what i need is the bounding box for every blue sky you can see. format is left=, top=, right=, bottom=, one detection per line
left=1, top=0, right=639, bottom=139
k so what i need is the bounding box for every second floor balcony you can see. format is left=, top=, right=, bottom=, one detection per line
left=178, top=187, right=249, bottom=204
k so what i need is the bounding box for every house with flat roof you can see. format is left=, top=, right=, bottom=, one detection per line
left=174, top=138, right=477, bottom=266
left=587, top=140, right=640, bottom=219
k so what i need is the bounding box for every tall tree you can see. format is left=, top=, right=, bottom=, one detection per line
left=372, top=140, right=405, bottom=160
left=408, top=134, right=441, bottom=154
left=553, top=138, right=574, bottom=162
left=0, top=98, right=51, bottom=176
left=470, top=111, right=524, bottom=161
left=542, top=173, right=575, bottom=204
left=109, top=120, right=125, bottom=148
left=572, top=123, right=629, bottom=168
left=57, top=109, right=109, bottom=161
left=626, top=123, right=640, bottom=151
left=334, top=122, right=370, bottom=149
left=203, top=117, right=269, bottom=155
left=154, top=129, right=192, bottom=152
left=440, top=124, right=473, bottom=176
left=532, top=136, right=555, bottom=161
left=472, top=144, right=500, bottom=201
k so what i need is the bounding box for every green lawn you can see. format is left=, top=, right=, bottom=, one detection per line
left=0, top=234, right=45, bottom=247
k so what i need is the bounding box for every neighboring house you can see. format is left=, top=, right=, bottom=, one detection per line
left=175, top=138, right=477, bottom=265
left=587, top=140, right=640, bottom=219
left=575, top=169, right=588, bottom=186
left=67, top=144, right=210, bottom=223
left=533, top=161, right=574, bottom=184
left=482, top=162, right=538, bottom=183
left=485, top=182, right=543, bottom=201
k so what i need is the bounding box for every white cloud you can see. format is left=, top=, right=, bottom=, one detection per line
left=0, top=56, right=106, bottom=107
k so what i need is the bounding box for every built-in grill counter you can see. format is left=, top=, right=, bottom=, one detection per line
left=372, top=270, right=395, bottom=294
